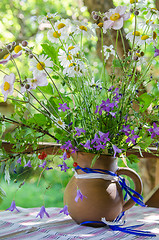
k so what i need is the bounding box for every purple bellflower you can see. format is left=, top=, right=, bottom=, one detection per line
left=36, top=206, right=50, bottom=219
left=17, top=157, right=21, bottom=164
left=126, top=130, right=139, bottom=144
left=99, top=131, right=110, bottom=143
left=81, top=140, right=92, bottom=150
left=58, top=103, right=70, bottom=112
left=112, top=145, right=123, bottom=157
left=39, top=160, right=47, bottom=168
left=148, top=122, right=159, bottom=139
left=60, top=151, right=68, bottom=160
left=121, top=125, right=131, bottom=136
left=24, top=160, right=32, bottom=167
left=59, top=205, right=69, bottom=215
left=93, top=143, right=106, bottom=150
left=154, top=46, right=159, bottom=58
left=6, top=200, right=19, bottom=212
left=60, top=141, right=73, bottom=151
left=58, top=161, right=69, bottom=172
left=74, top=127, right=86, bottom=136
left=75, top=189, right=87, bottom=202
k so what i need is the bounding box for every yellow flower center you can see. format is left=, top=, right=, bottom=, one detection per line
left=36, top=62, right=45, bottom=70
left=110, top=13, right=120, bottom=21
left=146, top=19, right=154, bottom=24
left=151, top=7, right=157, bottom=11
left=57, top=120, right=63, bottom=125
left=153, top=31, right=157, bottom=40
left=53, top=31, right=61, bottom=38
left=136, top=53, right=141, bottom=57
left=141, top=35, right=149, bottom=40
left=69, top=63, right=76, bottom=67
left=67, top=55, right=72, bottom=60
left=31, top=79, right=37, bottom=83
left=80, top=25, right=87, bottom=31
left=68, top=46, right=75, bottom=51
left=98, top=22, right=103, bottom=28
left=57, top=23, right=66, bottom=29
left=130, top=0, right=138, bottom=3
left=3, top=82, right=10, bottom=91
left=14, top=45, right=22, bottom=54
left=133, top=31, right=141, bottom=36
left=3, top=53, right=10, bottom=59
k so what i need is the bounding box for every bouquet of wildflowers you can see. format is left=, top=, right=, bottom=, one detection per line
left=0, top=1, right=159, bottom=212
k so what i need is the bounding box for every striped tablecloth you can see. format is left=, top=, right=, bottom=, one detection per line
left=0, top=206, right=159, bottom=239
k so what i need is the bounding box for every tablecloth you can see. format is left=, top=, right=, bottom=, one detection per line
left=0, top=206, right=159, bottom=240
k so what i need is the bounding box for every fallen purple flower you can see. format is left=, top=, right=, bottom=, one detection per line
left=6, top=200, right=19, bottom=212
left=36, top=206, right=50, bottom=219
left=59, top=205, right=69, bottom=215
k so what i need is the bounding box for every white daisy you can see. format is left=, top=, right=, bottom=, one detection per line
left=103, top=45, right=115, bottom=60
left=58, top=49, right=73, bottom=68
left=63, top=60, right=86, bottom=78
left=29, top=54, right=53, bottom=75
left=66, top=44, right=80, bottom=56
left=0, top=73, right=15, bottom=102
left=74, top=21, right=95, bottom=37
left=126, top=31, right=141, bottom=45
left=103, top=6, right=130, bottom=31
left=54, top=19, right=72, bottom=38
left=27, top=72, right=48, bottom=89
left=137, top=34, right=156, bottom=46
left=55, top=118, right=66, bottom=129
left=144, top=7, right=159, bottom=20
left=47, top=29, right=65, bottom=43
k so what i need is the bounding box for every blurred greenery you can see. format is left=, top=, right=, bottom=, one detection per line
left=0, top=156, right=74, bottom=210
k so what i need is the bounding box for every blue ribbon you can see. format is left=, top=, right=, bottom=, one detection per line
left=76, top=165, right=156, bottom=237
left=80, top=221, right=156, bottom=237
left=75, top=165, right=146, bottom=207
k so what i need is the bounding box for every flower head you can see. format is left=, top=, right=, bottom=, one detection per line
left=27, top=73, right=48, bottom=89
left=6, top=200, right=19, bottom=212
left=74, top=127, right=86, bottom=137
left=0, top=73, right=15, bottom=102
left=58, top=103, right=70, bottom=112
left=29, top=54, right=53, bottom=75
left=154, top=46, right=159, bottom=58
left=112, top=145, right=123, bottom=157
left=58, top=161, right=69, bottom=172
left=148, top=122, right=159, bottom=139
left=59, top=205, right=69, bottom=215
left=103, top=6, right=130, bottom=31
left=24, top=160, right=32, bottom=168
left=39, top=160, right=47, bottom=168
left=36, top=206, right=50, bottom=219
left=75, top=189, right=87, bottom=202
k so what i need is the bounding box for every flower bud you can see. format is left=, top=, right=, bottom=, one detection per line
left=93, top=14, right=99, bottom=20
left=0, top=48, right=3, bottom=52
left=134, top=10, right=139, bottom=15
left=29, top=54, right=34, bottom=59
left=133, top=56, right=138, bottom=61
left=12, top=41, right=16, bottom=46
left=103, top=16, right=107, bottom=21
left=22, top=40, right=28, bottom=47
left=92, top=11, right=96, bottom=15
left=6, top=44, right=12, bottom=50
left=140, top=51, right=144, bottom=56
left=25, top=84, right=30, bottom=89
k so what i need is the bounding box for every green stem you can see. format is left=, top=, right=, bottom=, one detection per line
left=119, top=30, right=126, bottom=56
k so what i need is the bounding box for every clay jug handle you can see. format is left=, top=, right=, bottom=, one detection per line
left=116, top=167, right=143, bottom=212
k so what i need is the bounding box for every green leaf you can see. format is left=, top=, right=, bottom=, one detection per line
left=38, top=83, right=54, bottom=95
left=28, top=114, right=47, bottom=126
left=41, top=43, right=58, bottom=65
left=138, top=93, right=154, bottom=112
left=90, top=154, right=100, bottom=168
left=113, top=59, right=122, bottom=68
left=127, top=154, right=139, bottom=164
